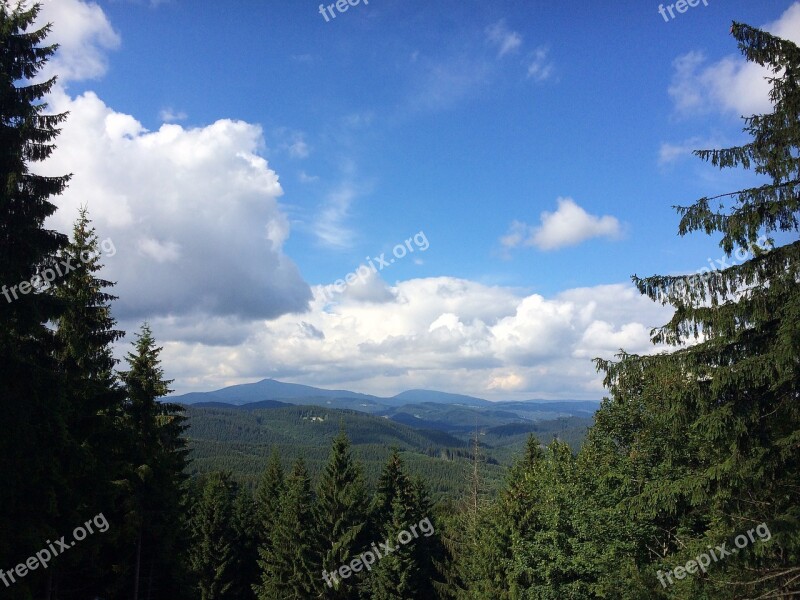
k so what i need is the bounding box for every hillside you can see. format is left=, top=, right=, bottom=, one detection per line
left=182, top=403, right=594, bottom=499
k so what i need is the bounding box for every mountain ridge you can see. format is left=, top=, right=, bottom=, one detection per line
left=170, top=378, right=599, bottom=409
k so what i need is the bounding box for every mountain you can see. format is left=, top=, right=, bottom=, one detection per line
left=171, top=378, right=383, bottom=406
left=171, top=379, right=599, bottom=414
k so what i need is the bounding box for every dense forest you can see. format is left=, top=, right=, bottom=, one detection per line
left=183, top=403, right=594, bottom=499
left=1, top=3, right=798, bottom=599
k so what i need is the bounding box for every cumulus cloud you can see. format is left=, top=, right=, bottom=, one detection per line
left=502, top=197, right=622, bottom=251
left=39, top=89, right=311, bottom=321
left=156, top=278, right=674, bottom=399
left=37, top=0, right=120, bottom=83
left=668, top=3, right=800, bottom=117
left=486, top=20, right=523, bottom=57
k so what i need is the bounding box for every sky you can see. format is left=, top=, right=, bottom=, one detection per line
left=23, top=0, right=800, bottom=399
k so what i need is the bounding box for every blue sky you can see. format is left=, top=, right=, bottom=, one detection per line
left=32, top=0, right=800, bottom=399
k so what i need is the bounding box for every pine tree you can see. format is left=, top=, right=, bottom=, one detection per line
left=50, top=208, right=127, bottom=597
left=316, top=429, right=370, bottom=599
left=371, top=449, right=413, bottom=534
left=595, top=21, right=800, bottom=598
left=189, top=472, right=238, bottom=600
left=251, top=448, right=285, bottom=599
left=120, top=323, right=191, bottom=600
left=255, top=458, right=321, bottom=600
left=366, top=450, right=441, bottom=598
left=255, top=448, right=285, bottom=539
left=370, top=495, right=421, bottom=600
left=0, top=3, right=71, bottom=596
left=231, top=486, right=260, bottom=600
left=437, top=429, right=489, bottom=599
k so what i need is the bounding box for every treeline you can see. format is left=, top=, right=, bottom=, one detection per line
left=183, top=404, right=510, bottom=498
left=188, top=434, right=444, bottom=599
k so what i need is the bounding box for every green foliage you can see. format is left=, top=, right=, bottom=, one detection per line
left=595, top=19, right=800, bottom=599
left=50, top=209, right=128, bottom=594
left=119, top=323, right=192, bottom=599
left=0, top=4, right=70, bottom=595
left=230, top=486, right=260, bottom=600
left=445, top=20, right=800, bottom=600
left=189, top=472, right=238, bottom=600
left=316, top=429, right=370, bottom=599
left=255, top=458, right=322, bottom=599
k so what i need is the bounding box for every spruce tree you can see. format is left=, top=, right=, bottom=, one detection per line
left=370, top=495, right=421, bottom=600
left=367, top=450, right=440, bottom=598
left=120, top=323, right=191, bottom=600
left=189, top=472, right=237, bottom=600
left=0, top=3, right=70, bottom=595
left=51, top=208, right=127, bottom=597
left=595, top=21, right=800, bottom=598
left=252, top=448, right=285, bottom=599
left=316, top=429, right=370, bottom=599
left=231, top=487, right=260, bottom=600
left=255, top=458, right=321, bottom=600
left=255, top=448, right=285, bottom=539
left=371, top=449, right=414, bottom=533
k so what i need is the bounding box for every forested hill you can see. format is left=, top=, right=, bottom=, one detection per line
left=183, top=403, right=594, bottom=499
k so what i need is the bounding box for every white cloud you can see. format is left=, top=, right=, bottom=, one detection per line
left=155, top=278, right=673, bottom=400
left=668, top=3, right=800, bottom=117
left=502, top=197, right=622, bottom=251
left=527, top=47, right=554, bottom=82
left=159, top=108, right=188, bottom=123
left=486, top=20, right=523, bottom=57
left=312, top=182, right=360, bottom=249
left=37, top=0, right=120, bottom=83
left=39, top=89, right=311, bottom=321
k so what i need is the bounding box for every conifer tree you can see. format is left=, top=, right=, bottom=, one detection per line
left=370, top=495, right=421, bottom=600
left=189, top=472, right=238, bottom=600
left=371, top=449, right=414, bottom=533
left=51, top=208, right=127, bottom=596
left=0, top=3, right=70, bottom=594
left=255, top=448, right=285, bottom=536
left=595, top=21, right=800, bottom=598
left=120, top=323, right=191, bottom=600
left=316, top=429, right=370, bottom=599
left=367, top=450, right=441, bottom=598
left=252, top=447, right=285, bottom=599
left=255, top=458, right=321, bottom=600
left=231, top=487, right=260, bottom=600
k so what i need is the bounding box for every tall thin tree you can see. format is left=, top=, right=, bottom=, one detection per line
left=0, top=3, right=70, bottom=597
